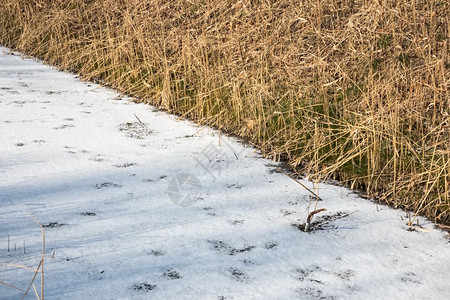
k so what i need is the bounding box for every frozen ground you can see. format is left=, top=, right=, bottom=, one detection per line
left=0, top=47, right=449, bottom=300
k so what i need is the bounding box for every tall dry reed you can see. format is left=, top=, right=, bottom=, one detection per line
left=1, top=0, right=448, bottom=223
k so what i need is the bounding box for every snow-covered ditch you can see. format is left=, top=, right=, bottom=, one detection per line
left=0, top=47, right=449, bottom=299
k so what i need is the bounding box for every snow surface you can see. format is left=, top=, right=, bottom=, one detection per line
left=0, top=47, right=449, bottom=300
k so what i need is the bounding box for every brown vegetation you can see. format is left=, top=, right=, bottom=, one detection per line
left=1, top=0, right=448, bottom=223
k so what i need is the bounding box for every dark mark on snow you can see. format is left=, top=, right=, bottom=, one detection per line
left=229, top=268, right=248, bottom=282
left=208, top=240, right=255, bottom=256
left=281, top=209, right=296, bottom=216
left=297, top=287, right=335, bottom=300
left=268, top=167, right=283, bottom=174
left=401, top=272, right=422, bottom=284
left=294, top=266, right=322, bottom=282
left=132, top=282, right=156, bottom=292
left=79, top=102, right=92, bottom=107
left=80, top=212, right=97, bottom=216
left=226, top=183, right=243, bottom=189
left=114, top=162, right=137, bottom=168
left=264, top=242, right=278, bottom=250
left=148, top=250, right=165, bottom=257
left=335, top=270, right=355, bottom=281
left=46, top=91, right=62, bottom=95
left=90, top=154, right=106, bottom=162
left=295, top=265, right=357, bottom=293
left=228, top=220, right=244, bottom=225
left=95, top=182, right=122, bottom=189
left=53, top=124, right=75, bottom=130
left=201, top=207, right=215, bottom=216
left=9, top=100, right=26, bottom=105
left=143, top=176, right=166, bottom=182
left=292, top=211, right=352, bottom=232
left=119, top=122, right=153, bottom=139
left=42, top=222, right=66, bottom=228
left=163, top=269, right=182, bottom=280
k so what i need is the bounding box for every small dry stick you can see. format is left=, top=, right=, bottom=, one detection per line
left=21, top=260, right=42, bottom=300
left=24, top=212, right=45, bottom=300
left=134, top=113, right=144, bottom=125
left=276, top=168, right=324, bottom=201
left=304, top=208, right=328, bottom=232
left=0, top=280, right=25, bottom=292
left=307, top=208, right=328, bottom=224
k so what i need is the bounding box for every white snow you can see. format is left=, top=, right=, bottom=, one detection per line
left=0, top=47, right=449, bottom=300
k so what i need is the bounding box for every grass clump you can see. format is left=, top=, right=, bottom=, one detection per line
left=1, top=0, right=448, bottom=223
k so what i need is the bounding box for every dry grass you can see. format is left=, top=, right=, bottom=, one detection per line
left=1, top=0, right=448, bottom=223
left=0, top=212, right=45, bottom=300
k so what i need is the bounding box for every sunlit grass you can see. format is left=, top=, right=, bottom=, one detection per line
left=1, top=0, right=448, bottom=223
